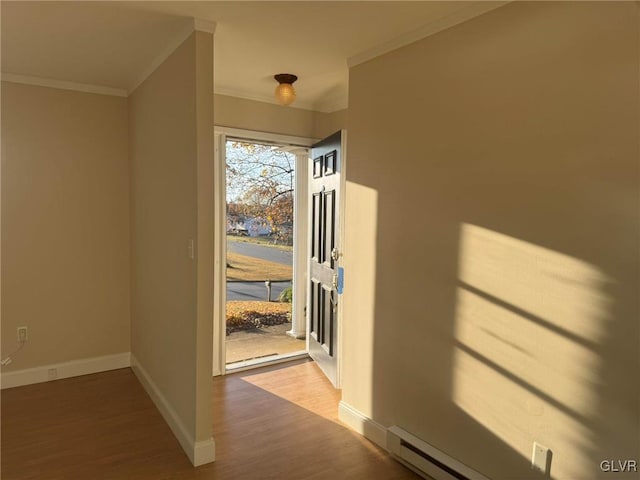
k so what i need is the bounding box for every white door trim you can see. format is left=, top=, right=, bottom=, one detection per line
left=215, top=126, right=317, bottom=148
left=213, top=127, right=315, bottom=375
left=213, top=132, right=227, bottom=375
left=336, top=129, right=347, bottom=389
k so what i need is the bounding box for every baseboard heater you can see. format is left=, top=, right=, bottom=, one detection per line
left=387, top=426, right=490, bottom=480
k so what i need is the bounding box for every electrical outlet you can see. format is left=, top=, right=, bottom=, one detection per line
left=532, top=442, right=551, bottom=475
left=17, top=326, right=28, bottom=343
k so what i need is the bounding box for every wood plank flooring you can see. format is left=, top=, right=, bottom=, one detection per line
left=1, top=359, right=419, bottom=480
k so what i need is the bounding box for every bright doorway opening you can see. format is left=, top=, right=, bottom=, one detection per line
left=223, top=139, right=306, bottom=369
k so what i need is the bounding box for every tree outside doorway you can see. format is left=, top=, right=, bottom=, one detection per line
left=225, top=141, right=304, bottom=365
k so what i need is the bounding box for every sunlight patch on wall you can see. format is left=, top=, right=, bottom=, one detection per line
left=452, top=224, right=611, bottom=479
left=341, top=182, right=378, bottom=415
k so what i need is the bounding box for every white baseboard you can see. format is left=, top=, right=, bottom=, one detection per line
left=0, top=352, right=131, bottom=389
left=193, top=438, right=216, bottom=466
left=130, top=354, right=215, bottom=467
left=338, top=400, right=388, bottom=450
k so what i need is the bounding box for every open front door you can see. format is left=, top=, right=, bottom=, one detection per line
left=308, top=131, right=342, bottom=386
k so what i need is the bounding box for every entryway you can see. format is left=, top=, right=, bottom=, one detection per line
left=224, top=137, right=303, bottom=365
left=213, top=128, right=313, bottom=374
left=213, top=127, right=346, bottom=387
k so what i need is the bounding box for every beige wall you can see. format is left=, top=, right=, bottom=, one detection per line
left=1, top=82, right=130, bottom=370
left=214, top=93, right=347, bottom=140
left=214, top=94, right=315, bottom=138
left=129, top=31, right=213, bottom=457
left=313, top=108, right=347, bottom=140
left=343, top=2, right=638, bottom=479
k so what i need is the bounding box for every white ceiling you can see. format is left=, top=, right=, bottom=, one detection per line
left=1, top=1, right=503, bottom=112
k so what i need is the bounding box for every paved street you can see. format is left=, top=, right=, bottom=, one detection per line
left=226, top=239, right=293, bottom=301
left=227, top=280, right=291, bottom=301
left=227, top=240, right=293, bottom=265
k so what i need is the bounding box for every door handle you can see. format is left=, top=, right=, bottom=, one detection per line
left=330, top=276, right=339, bottom=308
left=331, top=248, right=340, bottom=262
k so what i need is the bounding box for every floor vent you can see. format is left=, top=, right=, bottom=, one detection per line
left=387, top=426, right=490, bottom=480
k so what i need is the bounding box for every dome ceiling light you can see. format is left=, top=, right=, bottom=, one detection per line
left=274, top=73, right=298, bottom=106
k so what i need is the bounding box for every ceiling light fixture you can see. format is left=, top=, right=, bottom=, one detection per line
left=274, top=74, right=298, bottom=106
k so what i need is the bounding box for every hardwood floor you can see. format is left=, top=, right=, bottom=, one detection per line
left=1, top=359, right=419, bottom=480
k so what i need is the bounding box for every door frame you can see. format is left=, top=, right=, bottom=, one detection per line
left=212, top=126, right=318, bottom=376
left=334, top=129, right=347, bottom=389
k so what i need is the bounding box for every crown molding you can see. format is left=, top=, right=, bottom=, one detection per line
left=0, top=73, right=128, bottom=97
left=1, top=17, right=216, bottom=98
left=314, top=98, right=348, bottom=114
left=129, top=17, right=216, bottom=94
left=348, top=1, right=510, bottom=68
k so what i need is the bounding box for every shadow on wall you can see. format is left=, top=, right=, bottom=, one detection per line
left=451, top=224, right=634, bottom=479
left=342, top=2, right=638, bottom=479
left=357, top=176, right=638, bottom=479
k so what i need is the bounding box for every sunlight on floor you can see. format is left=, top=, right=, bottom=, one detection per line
left=237, top=361, right=342, bottom=423
left=452, top=224, right=611, bottom=479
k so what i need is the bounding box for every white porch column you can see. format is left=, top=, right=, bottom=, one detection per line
left=288, top=151, right=309, bottom=339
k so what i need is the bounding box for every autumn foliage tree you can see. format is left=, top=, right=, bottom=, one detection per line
left=226, top=142, right=295, bottom=244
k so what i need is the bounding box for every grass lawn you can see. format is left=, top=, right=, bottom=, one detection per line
left=227, top=235, right=293, bottom=252
left=227, top=251, right=292, bottom=281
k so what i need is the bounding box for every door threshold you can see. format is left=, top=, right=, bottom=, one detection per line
left=225, top=351, right=309, bottom=374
